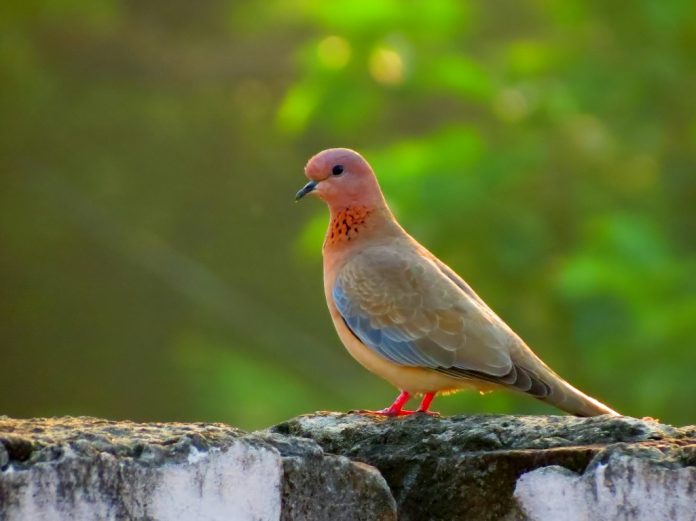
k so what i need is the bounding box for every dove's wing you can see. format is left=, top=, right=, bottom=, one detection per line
left=333, top=244, right=551, bottom=396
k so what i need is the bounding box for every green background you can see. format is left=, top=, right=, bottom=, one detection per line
left=1, top=0, right=694, bottom=429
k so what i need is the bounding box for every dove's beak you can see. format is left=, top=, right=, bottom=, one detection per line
left=295, top=180, right=318, bottom=201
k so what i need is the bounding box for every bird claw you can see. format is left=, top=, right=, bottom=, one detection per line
left=351, top=408, right=416, bottom=417
left=351, top=390, right=440, bottom=418
left=416, top=409, right=441, bottom=417
left=352, top=408, right=440, bottom=418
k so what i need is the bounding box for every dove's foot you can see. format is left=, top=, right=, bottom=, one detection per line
left=358, top=408, right=417, bottom=417
left=415, top=409, right=441, bottom=417
left=352, top=390, right=440, bottom=417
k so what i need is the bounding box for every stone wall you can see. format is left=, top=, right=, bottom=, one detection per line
left=1, top=414, right=694, bottom=520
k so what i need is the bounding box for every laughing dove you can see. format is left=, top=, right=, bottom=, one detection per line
left=296, top=148, right=618, bottom=417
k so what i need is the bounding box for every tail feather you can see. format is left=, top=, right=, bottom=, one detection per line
left=438, top=363, right=618, bottom=416
left=538, top=376, right=619, bottom=417
left=508, top=344, right=620, bottom=416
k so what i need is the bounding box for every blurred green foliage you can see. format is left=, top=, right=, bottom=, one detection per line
left=1, top=0, right=694, bottom=429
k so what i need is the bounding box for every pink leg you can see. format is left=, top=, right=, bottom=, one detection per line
left=382, top=390, right=412, bottom=416
left=360, top=390, right=415, bottom=417
left=417, top=392, right=437, bottom=413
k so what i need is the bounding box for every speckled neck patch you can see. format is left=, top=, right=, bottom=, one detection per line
left=325, top=206, right=372, bottom=246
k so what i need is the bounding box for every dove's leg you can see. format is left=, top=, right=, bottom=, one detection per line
left=416, top=392, right=436, bottom=413
left=359, top=390, right=415, bottom=416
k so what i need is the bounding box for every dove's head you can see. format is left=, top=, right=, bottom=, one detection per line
left=296, top=148, right=386, bottom=209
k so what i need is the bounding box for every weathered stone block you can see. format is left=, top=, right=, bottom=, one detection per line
left=271, top=412, right=695, bottom=520
left=1, top=414, right=693, bottom=520
left=0, top=416, right=395, bottom=521
left=515, top=445, right=696, bottom=521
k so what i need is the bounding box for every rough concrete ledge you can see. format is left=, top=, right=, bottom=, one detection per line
left=270, top=413, right=696, bottom=521
left=0, top=416, right=395, bottom=521
left=1, top=414, right=694, bottom=520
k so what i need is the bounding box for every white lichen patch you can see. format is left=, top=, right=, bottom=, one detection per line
left=297, top=413, right=357, bottom=435
left=1, top=440, right=283, bottom=521
left=514, top=454, right=696, bottom=521
left=186, top=445, right=208, bottom=464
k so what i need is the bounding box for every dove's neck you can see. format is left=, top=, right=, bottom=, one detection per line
left=320, top=172, right=410, bottom=281
left=321, top=200, right=411, bottom=295
left=323, top=202, right=403, bottom=254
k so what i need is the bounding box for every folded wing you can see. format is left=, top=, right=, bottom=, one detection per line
left=333, top=245, right=551, bottom=397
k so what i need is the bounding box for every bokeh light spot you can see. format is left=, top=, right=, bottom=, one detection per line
left=492, top=87, right=529, bottom=123
left=317, top=36, right=351, bottom=70
left=369, top=46, right=404, bottom=85
left=564, top=114, right=612, bottom=159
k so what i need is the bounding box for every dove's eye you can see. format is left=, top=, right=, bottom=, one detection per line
left=332, top=165, right=344, bottom=176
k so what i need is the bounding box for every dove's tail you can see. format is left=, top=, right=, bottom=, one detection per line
left=535, top=371, right=619, bottom=417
